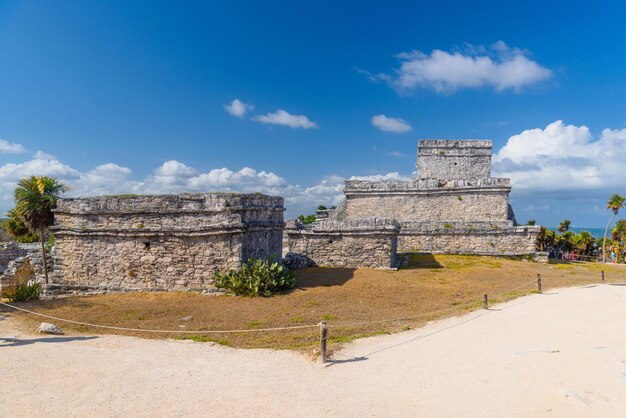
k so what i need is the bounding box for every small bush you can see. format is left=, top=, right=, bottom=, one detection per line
left=297, top=214, right=317, bottom=225
left=213, top=258, right=296, bottom=297
left=3, top=282, right=40, bottom=302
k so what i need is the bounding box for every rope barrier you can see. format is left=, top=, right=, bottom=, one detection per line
left=0, top=278, right=541, bottom=334
left=0, top=301, right=319, bottom=334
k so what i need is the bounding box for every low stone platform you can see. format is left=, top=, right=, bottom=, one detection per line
left=285, top=218, right=399, bottom=269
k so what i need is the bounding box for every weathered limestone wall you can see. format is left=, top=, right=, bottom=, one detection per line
left=417, top=139, right=492, bottom=179
left=285, top=219, right=399, bottom=269
left=0, top=243, right=47, bottom=295
left=322, top=140, right=540, bottom=257
left=0, top=243, right=28, bottom=274
left=51, top=193, right=284, bottom=293
left=338, top=178, right=512, bottom=223
left=397, top=224, right=539, bottom=255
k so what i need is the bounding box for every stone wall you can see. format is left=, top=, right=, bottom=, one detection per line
left=0, top=243, right=29, bottom=274
left=321, top=139, right=540, bottom=258
left=416, top=139, right=492, bottom=179
left=337, top=178, right=512, bottom=223
left=397, top=224, right=540, bottom=255
left=285, top=219, right=399, bottom=269
left=0, top=243, right=47, bottom=295
left=50, top=193, right=284, bottom=294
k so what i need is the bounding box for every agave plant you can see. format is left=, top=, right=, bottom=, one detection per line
left=213, top=257, right=296, bottom=297
left=13, top=176, right=67, bottom=283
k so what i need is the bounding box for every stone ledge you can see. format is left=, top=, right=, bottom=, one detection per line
left=55, top=193, right=285, bottom=214
left=418, top=139, right=492, bottom=149
left=52, top=223, right=285, bottom=237
left=399, top=225, right=540, bottom=236
left=286, top=218, right=400, bottom=234
left=344, top=178, right=511, bottom=195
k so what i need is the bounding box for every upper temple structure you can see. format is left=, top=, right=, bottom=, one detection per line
left=285, top=139, right=540, bottom=268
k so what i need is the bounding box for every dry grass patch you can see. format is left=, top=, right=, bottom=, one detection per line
left=4, top=255, right=626, bottom=353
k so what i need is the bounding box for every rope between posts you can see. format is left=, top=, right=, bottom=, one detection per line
left=0, top=278, right=541, bottom=334
left=491, top=279, right=539, bottom=298
left=0, top=301, right=318, bottom=334
left=332, top=278, right=540, bottom=328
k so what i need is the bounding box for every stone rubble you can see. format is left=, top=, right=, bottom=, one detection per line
left=37, top=322, right=64, bottom=335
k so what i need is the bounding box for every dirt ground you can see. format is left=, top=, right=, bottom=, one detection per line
left=2, top=255, right=624, bottom=352
left=2, top=284, right=626, bottom=417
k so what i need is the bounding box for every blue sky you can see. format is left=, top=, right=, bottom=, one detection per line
left=0, top=1, right=625, bottom=226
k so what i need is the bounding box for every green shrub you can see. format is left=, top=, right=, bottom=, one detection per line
left=3, top=282, right=41, bottom=302
left=212, top=258, right=296, bottom=297
left=297, top=214, right=317, bottom=225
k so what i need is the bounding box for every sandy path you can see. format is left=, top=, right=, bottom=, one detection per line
left=2, top=284, right=626, bottom=417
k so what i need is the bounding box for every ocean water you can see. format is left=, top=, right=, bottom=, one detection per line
left=546, top=226, right=606, bottom=239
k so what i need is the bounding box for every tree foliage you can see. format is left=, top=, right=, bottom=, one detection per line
left=557, top=219, right=571, bottom=233
left=13, top=176, right=67, bottom=283
left=297, top=214, right=317, bottom=225
left=603, top=194, right=625, bottom=263
left=612, top=220, right=626, bottom=242
left=2, top=209, right=39, bottom=243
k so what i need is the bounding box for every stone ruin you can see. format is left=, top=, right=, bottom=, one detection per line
left=0, top=242, right=44, bottom=295
left=285, top=140, right=540, bottom=268
left=46, top=193, right=284, bottom=295
left=0, top=139, right=540, bottom=297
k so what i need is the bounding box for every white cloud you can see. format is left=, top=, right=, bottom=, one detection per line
left=253, top=109, right=317, bottom=129
left=0, top=139, right=26, bottom=154
left=70, top=163, right=142, bottom=197
left=224, top=99, right=253, bottom=117
left=33, top=150, right=57, bottom=160
left=371, top=114, right=413, bottom=133
left=493, top=120, right=626, bottom=194
left=377, top=41, right=552, bottom=94
left=349, top=172, right=409, bottom=181
left=386, top=151, right=404, bottom=158
left=285, top=175, right=345, bottom=210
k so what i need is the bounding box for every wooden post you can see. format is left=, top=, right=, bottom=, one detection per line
left=483, top=294, right=488, bottom=310
left=601, top=270, right=605, bottom=284
left=319, top=321, right=328, bottom=363
left=537, top=273, right=542, bottom=293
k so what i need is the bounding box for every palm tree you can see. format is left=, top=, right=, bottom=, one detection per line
left=611, top=219, right=626, bottom=242
left=574, top=231, right=595, bottom=256
left=558, top=219, right=571, bottom=233
left=602, top=194, right=625, bottom=263
left=2, top=208, right=39, bottom=243
left=14, top=176, right=67, bottom=283
left=536, top=226, right=547, bottom=250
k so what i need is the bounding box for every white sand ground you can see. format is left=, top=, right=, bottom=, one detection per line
left=2, top=284, right=626, bottom=417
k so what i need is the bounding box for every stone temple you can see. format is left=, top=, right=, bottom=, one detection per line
left=0, top=139, right=540, bottom=297
left=285, top=140, right=539, bottom=268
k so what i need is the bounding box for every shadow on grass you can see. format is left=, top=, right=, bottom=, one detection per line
left=401, top=253, right=443, bottom=270
left=293, top=268, right=357, bottom=289
left=0, top=335, right=98, bottom=347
